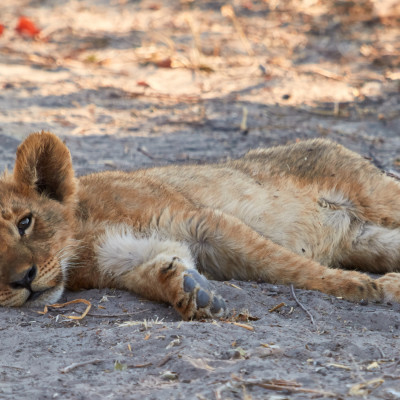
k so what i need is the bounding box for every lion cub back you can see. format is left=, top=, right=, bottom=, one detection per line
left=232, top=139, right=379, bottom=184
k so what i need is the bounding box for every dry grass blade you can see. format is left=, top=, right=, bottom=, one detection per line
left=225, top=282, right=243, bottom=290
left=221, top=4, right=254, bottom=56
left=232, top=375, right=337, bottom=397
left=326, top=363, right=352, bottom=370
left=38, top=299, right=92, bottom=320
left=349, top=378, right=385, bottom=396
left=268, top=302, right=285, bottom=312
left=224, top=321, right=255, bottom=331
left=86, top=309, right=150, bottom=318
left=127, top=362, right=152, bottom=368
left=60, top=358, right=105, bottom=373
left=157, top=351, right=178, bottom=368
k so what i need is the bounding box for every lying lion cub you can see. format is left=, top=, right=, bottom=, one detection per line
left=0, top=131, right=399, bottom=319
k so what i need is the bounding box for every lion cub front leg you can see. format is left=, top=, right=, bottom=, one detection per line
left=96, top=229, right=227, bottom=320
left=125, top=256, right=227, bottom=320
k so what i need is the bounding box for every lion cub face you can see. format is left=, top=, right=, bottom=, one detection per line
left=0, top=132, right=77, bottom=307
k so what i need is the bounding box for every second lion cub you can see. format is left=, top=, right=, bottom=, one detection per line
left=0, top=132, right=399, bottom=319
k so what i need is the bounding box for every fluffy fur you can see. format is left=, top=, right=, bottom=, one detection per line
left=0, top=131, right=399, bottom=319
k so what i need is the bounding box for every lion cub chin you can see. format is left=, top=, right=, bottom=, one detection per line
left=0, top=131, right=399, bottom=320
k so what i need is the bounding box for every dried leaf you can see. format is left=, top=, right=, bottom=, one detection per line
left=137, top=80, right=151, bottom=88
left=221, top=4, right=235, bottom=18
left=15, top=16, right=40, bottom=37
left=166, top=338, right=180, bottom=349
left=235, top=313, right=260, bottom=322
left=183, top=355, right=215, bottom=371
left=234, top=346, right=247, bottom=358
left=366, top=361, right=380, bottom=370
left=37, top=305, right=48, bottom=315
left=160, top=370, right=178, bottom=380
left=156, top=58, right=172, bottom=68
left=114, top=360, right=128, bottom=371
left=99, top=295, right=112, bottom=303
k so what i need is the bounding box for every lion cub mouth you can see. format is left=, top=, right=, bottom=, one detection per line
left=27, top=288, right=49, bottom=302
left=25, top=284, right=65, bottom=307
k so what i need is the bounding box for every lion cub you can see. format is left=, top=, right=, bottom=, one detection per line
left=0, top=131, right=399, bottom=319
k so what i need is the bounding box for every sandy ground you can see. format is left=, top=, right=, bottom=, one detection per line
left=0, top=0, right=400, bottom=399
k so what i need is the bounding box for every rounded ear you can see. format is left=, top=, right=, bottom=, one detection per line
left=13, top=131, right=76, bottom=204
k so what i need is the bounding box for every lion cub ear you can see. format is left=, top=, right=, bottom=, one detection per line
left=13, top=131, right=76, bottom=204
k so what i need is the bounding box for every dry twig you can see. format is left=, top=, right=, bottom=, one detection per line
left=289, top=284, right=315, bottom=325
left=157, top=351, right=180, bottom=368
left=221, top=5, right=254, bottom=56
left=232, top=375, right=337, bottom=397
left=127, top=363, right=152, bottom=368
left=60, top=359, right=105, bottom=373
left=86, top=309, right=150, bottom=318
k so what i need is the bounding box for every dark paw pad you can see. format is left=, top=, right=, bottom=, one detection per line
left=210, top=296, right=226, bottom=313
left=183, top=275, right=196, bottom=292
left=182, top=269, right=227, bottom=318
left=186, top=269, right=210, bottom=289
left=196, top=289, right=210, bottom=308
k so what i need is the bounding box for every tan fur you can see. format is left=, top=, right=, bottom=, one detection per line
left=1, top=131, right=400, bottom=319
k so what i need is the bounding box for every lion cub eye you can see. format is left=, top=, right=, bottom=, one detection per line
left=17, top=215, right=32, bottom=236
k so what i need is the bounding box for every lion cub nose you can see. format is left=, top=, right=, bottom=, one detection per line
left=10, top=265, right=37, bottom=290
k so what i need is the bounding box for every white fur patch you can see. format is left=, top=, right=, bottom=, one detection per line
left=96, top=226, right=195, bottom=278
left=355, top=225, right=400, bottom=263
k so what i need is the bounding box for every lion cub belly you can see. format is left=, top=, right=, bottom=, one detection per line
left=149, top=167, right=360, bottom=267
left=213, top=187, right=361, bottom=267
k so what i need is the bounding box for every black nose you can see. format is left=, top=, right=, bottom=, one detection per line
left=10, top=265, right=37, bottom=290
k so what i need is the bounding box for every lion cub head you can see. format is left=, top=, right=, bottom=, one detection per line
left=0, top=131, right=77, bottom=307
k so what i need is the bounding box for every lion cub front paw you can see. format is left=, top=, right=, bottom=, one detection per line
left=180, top=269, right=227, bottom=320
left=168, top=268, right=225, bottom=320
left=376, top=273, right=400, bottom=303
left=157, top=256, right=227, bottom=320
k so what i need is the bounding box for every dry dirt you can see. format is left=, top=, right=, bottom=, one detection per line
left=0, top=1, right=400, bottom=399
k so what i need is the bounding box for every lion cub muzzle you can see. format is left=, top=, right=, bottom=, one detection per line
left=9, top=264, right=37, bottom=290
left=9, top=265, right=46, bottom=302
left=0, top=260, right=65, bottom=307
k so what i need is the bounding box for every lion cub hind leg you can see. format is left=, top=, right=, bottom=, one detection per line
left=96, top=229, right=227, bottom=320
left=376, top=273, right=400, bottom=303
